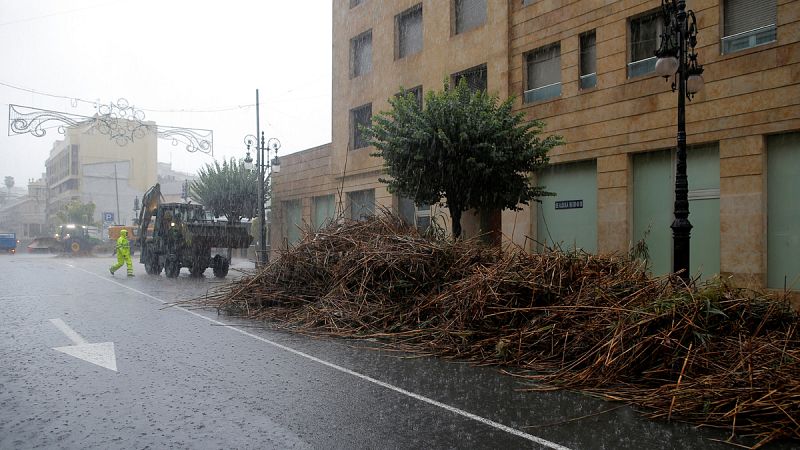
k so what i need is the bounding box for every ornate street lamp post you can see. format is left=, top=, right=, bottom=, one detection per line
left=654, top=0, right=704, bottom=282
left=244, top=132, right=281, bottom=267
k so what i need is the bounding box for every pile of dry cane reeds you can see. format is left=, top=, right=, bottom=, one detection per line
left=194, top=215, right=799, bottom=448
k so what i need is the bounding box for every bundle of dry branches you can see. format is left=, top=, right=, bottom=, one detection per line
left=193, top=215, right=798, bottom=448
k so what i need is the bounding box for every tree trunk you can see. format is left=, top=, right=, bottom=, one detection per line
left=450, top=208, right=462, bottom=239
left=480, top=208, right=502, bottom=247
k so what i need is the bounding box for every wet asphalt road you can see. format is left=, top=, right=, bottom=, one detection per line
left=0, top=253, right=792, bottom=449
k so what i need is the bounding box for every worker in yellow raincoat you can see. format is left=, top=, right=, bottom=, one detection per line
left=109, top=228, right=134, bottom=277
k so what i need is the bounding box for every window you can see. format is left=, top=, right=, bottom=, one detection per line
left=350, top=0, right=363, bottom=8
left=454, top=0, right=486, bottom=34
left=312, top=195, right=335, bottom=230
left=283, top=199, right=302, bottom=245
left=579, top=31, right=597, bottom=89
left=628, top=11, right=663, bottom=78
left=525, top=43, right=561, bottom=103
left=71, top=144, right=79, bottom=175
left=350, top=30, right=372, bottom=78
left=397, top=4, right=423, bottom=59
left=452, top=64, right=487, bottom=92
left=350, top=103, right=372, bottom=150
left=398, top=196, right=432, bottom=232
left=722, top=0, right=777, bottom=54
left=396, top=85, right=423, bottom=108
left=349, top=189, right=375, bottom=221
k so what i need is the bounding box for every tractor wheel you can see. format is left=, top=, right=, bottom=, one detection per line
left=165, top=256, right=180, bottom=278
left=212, top=255, right=230, bottom=278
left=189, top=263, right=206, bottom=277
left=143, top=249, right=159, bottom=275
left=67, top=239, right=81, bottom=255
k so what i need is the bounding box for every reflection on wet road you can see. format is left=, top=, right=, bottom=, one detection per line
left=0, top=254, right=792, bottom=449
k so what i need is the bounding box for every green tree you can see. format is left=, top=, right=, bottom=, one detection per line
left=190, top=158, right=259, bottom=223
left=365, top=79, right=564, bottom=238
left=56, top=200, right=97, bottom=225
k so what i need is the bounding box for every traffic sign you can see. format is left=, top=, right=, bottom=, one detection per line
left=103, top=212, right=114, bottom=223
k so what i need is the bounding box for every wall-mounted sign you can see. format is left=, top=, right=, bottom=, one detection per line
left=555, top=200, right=583, bottom=210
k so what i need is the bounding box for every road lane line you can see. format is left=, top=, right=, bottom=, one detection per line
left=71, top=265, right=573, bottom=450
left=49, top=318, right=89, bottom=345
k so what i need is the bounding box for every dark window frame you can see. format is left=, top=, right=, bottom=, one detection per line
left=350, top=29, right=373, bottom=78
left=350, top=103, right=373, bottom=150
left=451, top=63, right=487, bottom=92
left=524, top=43, right=561, bottom=103
left=453, top=0, right=486, bottom=35
left=627, top=10, right=663, bottom=78
left=396, top=3, right=423, bottom=59
left=579, top=30, right=597, bottom=90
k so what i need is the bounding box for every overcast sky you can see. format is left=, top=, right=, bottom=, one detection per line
left=0, top=0, right=332, bottom=186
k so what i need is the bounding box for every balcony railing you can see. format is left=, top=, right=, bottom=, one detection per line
left=722, top=24, right=777, bottom=54
left=579, top=72, right=597, bottom=89
left=523, top=82, right=562, bottom=103
left=627, top=56, right=656, bottom=78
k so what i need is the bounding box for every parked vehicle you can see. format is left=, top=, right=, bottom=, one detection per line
left=0, top=232, right=18, bottom=254
left=55, top=224, right=99, bottom=255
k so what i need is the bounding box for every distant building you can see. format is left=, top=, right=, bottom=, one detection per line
left=45, top=117, right=157, bottom=227
left=157, top=162, right=198, bottom=204
left=0, top=177, right=47, bottom=240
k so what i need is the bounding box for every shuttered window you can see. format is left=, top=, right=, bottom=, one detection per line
left=724, top=0, right=776, bottom=36
left=722, top=0, right=776, bottom=53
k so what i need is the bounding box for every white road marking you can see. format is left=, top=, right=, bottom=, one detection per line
left=72, top=265, right=573, bottom=450
left=49, top=318, right=89, bottom=345
left=49, top=318, right=118, bottom=372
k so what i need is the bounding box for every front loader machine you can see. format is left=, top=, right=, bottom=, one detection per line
left=55, top=224, right=97, bottom=255
left=137, top=183, right=252, bottom=278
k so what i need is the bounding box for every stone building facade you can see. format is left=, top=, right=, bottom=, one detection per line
left=272, top=0, right=799, bottom=294
left=45, top=119, right=157, bottom=227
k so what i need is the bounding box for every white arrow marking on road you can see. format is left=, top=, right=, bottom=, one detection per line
left=49, top=318, right=117, bottom=372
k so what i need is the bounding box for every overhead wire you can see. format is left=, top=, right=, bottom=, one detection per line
left=0, top=79, right=329, bottom=115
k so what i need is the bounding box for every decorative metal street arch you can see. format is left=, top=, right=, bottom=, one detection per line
left=8, top=98, right=213, bottom=154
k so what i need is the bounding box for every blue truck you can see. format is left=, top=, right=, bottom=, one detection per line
left=0, top=232, right=17, bottom=254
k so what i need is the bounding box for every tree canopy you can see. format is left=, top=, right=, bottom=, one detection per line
left=365, top=79, right=564, bottom=237
left=56, top=200, right=96, bottom=225
left=190, top=158, right=259, bottom=223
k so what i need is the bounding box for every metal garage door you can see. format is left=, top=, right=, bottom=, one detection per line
left=767, top=133, right=800, bottom=290
left=536, top=160, right=597, bottom=253
left=633, top=145, right=720, bottom=279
